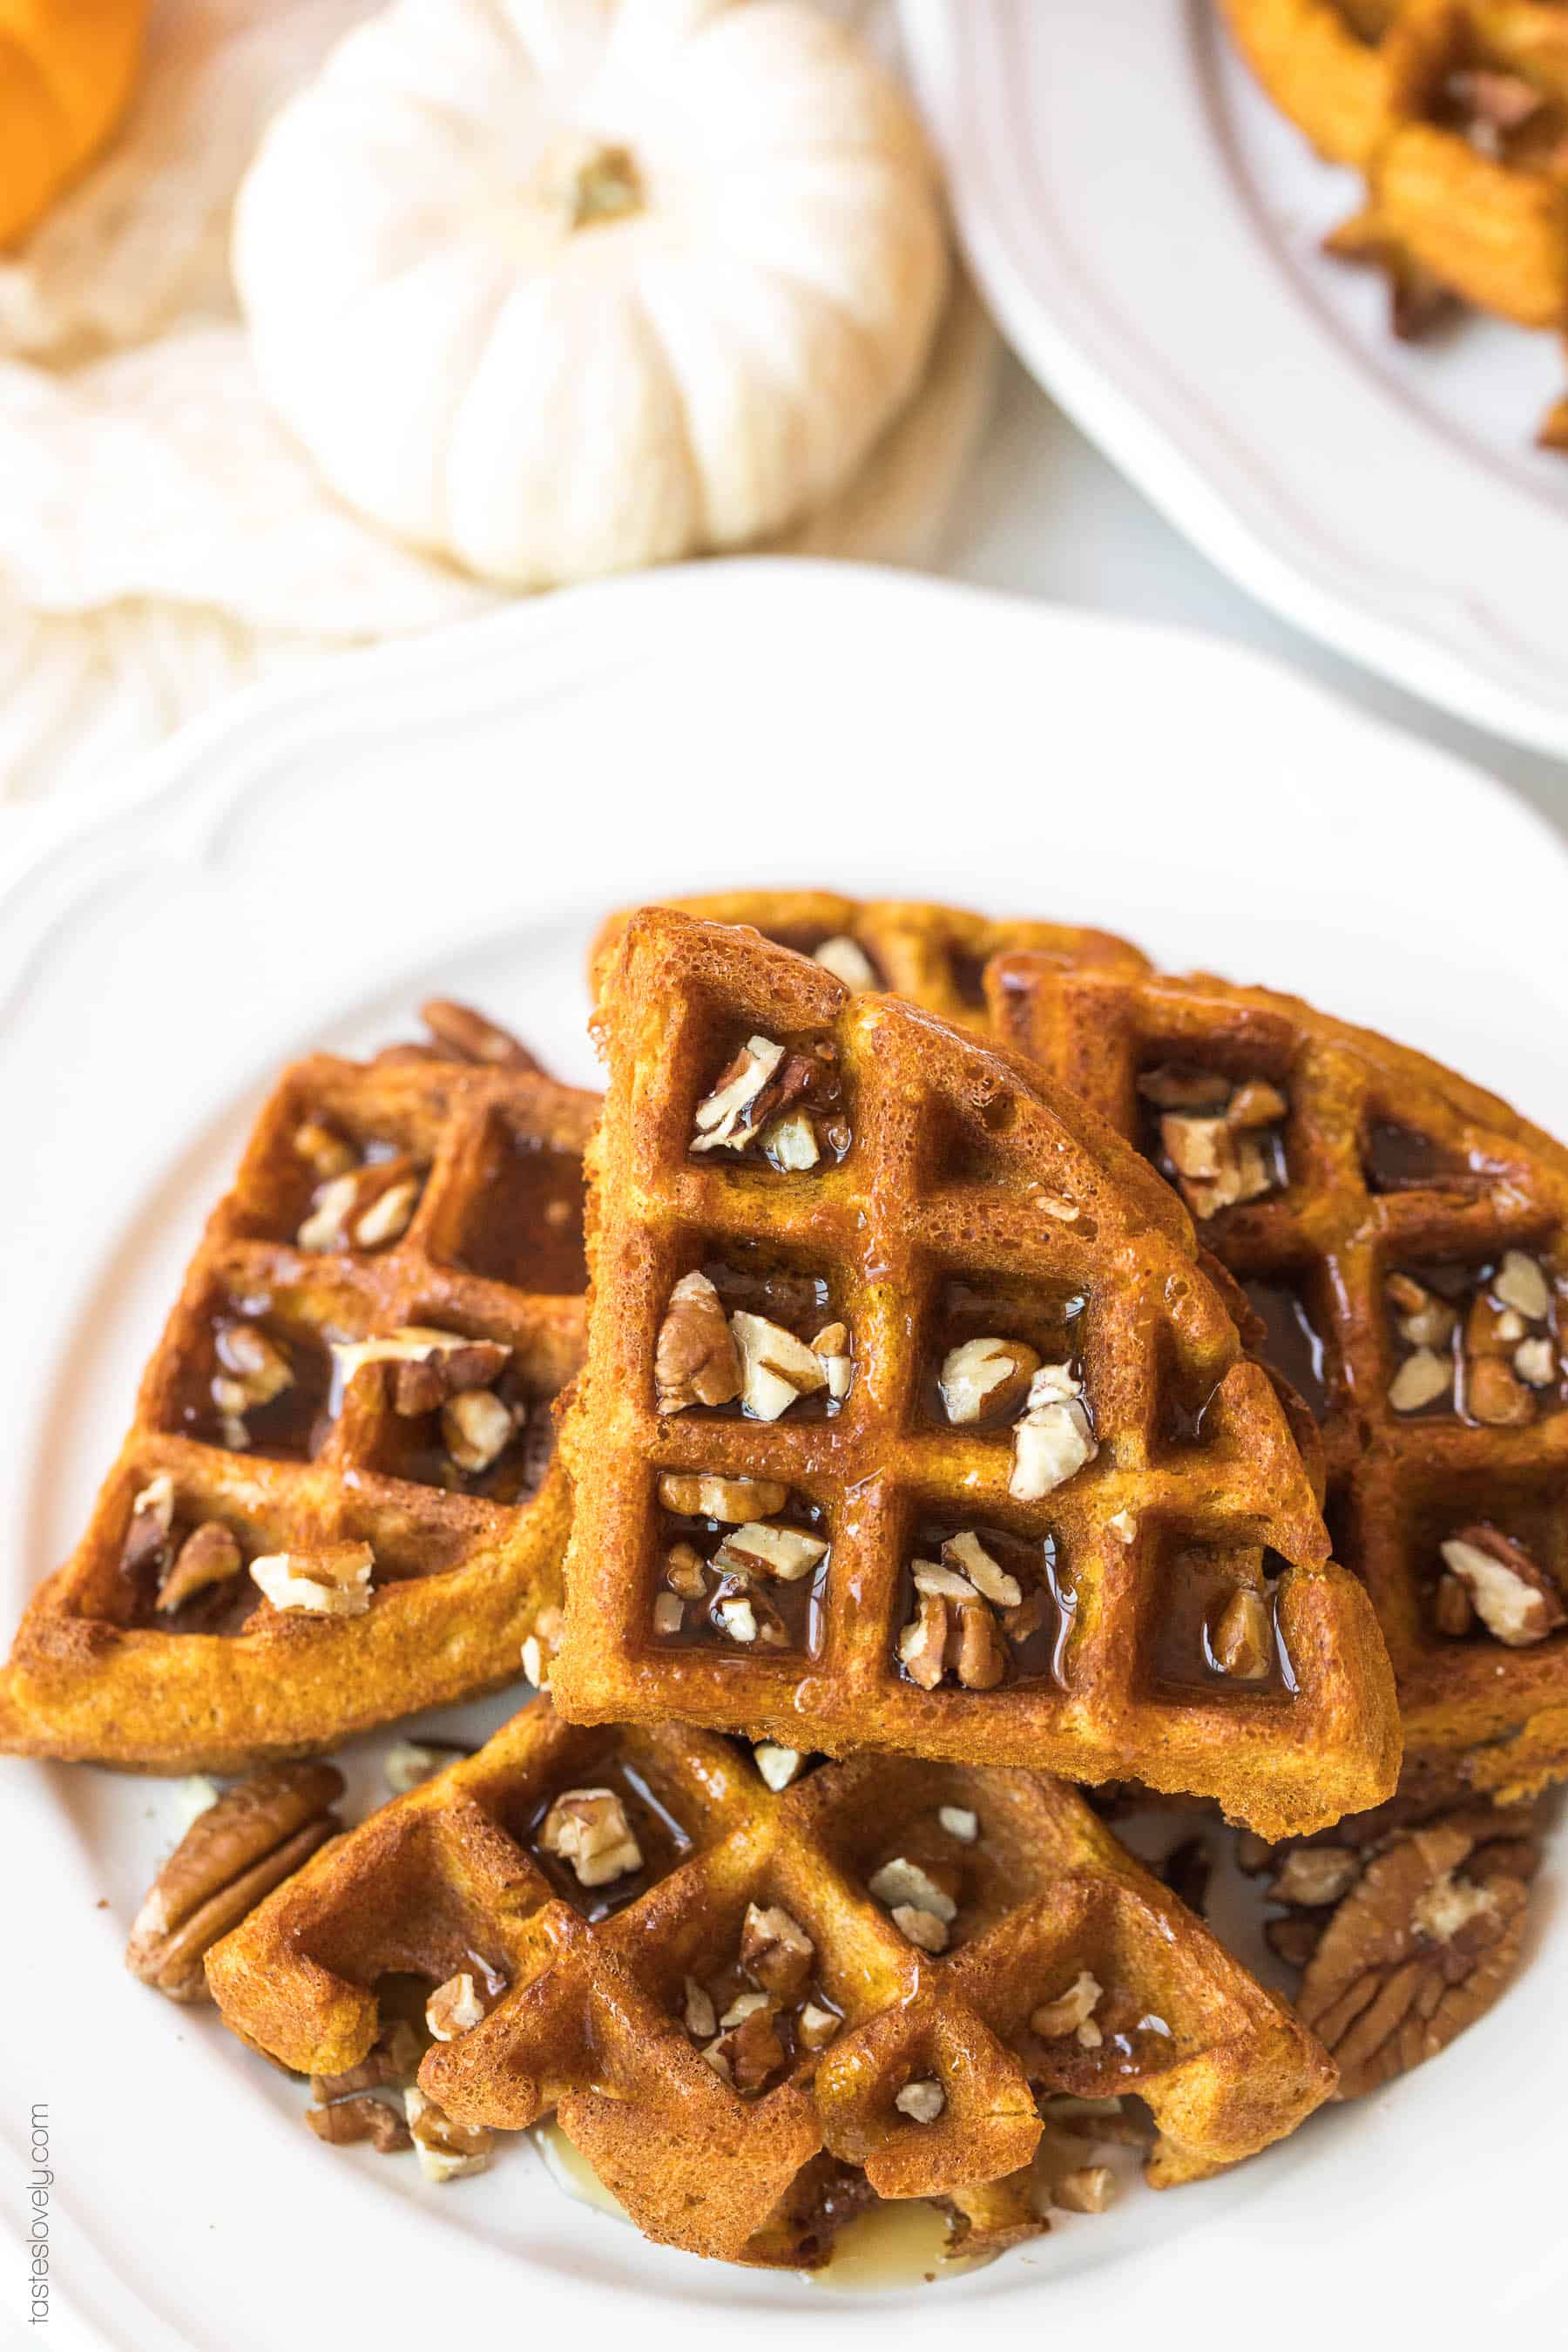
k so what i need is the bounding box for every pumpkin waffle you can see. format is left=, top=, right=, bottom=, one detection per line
left=205, top=1697, right=1337, bottom=2268
left=1220, top=0, right=1568, bottom=447
left=551, top=909, right=1397, bottom=1839
left=589, top=889, right=1149, bottom=1037
left=0, top=1004, right=597, bottom=1772
left=990, top=953, right=1568, bottom=1801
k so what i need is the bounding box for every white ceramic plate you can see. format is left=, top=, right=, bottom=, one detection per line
left=902, top=0, right=1568, bottom=760
left=3, top=562, right=1565, bottom=2352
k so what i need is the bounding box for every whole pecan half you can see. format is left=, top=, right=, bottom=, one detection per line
left=125, top=1761, right=344, bottom=2002
left=1295, top=1805, right=1539, bottom=2099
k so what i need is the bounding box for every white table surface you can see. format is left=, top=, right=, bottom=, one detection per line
left=945, top=354, right=1568, bottom=847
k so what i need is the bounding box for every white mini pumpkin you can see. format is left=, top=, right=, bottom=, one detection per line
left=232, top=0, right=949, bottom=591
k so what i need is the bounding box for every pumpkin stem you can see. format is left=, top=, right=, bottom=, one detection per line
left=558, top=141, right=644, bottom=230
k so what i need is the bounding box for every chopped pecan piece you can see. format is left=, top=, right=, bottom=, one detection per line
left=691, top=1036, right=786, bottom=1152
left=1051, top=2165, right=1118, bottom=2214
left=731, top=1310, right=828, bottom=1420
left=441, top=1387, right=517, bottom=1472
left=156, top=1520, right=242, bottom=1613
left=419, top=998, right=541, bottom=1071
left=1010, top=1365, right=1096, bottom=1501
left=404, top=2087, right=493, bottom=2181
left=711, top=1520, right=827, bottom=1583
left=658, top=1471, right=787, bottom=1522
left=126, top=1761, right=343, bottom=2000
left=937, top=1335, right=1040, bottom=1426
left=753, top=1743, right=804, bottom=1791
left=1211, top=1587, right=1273, bottom=1680
left=1439, top=1526, right=1565, bottom=1647
left=306, top=2095, right=411, bottom=2153
left=812, top=935, right=876, bottom=991
left=655, top=1271, right=742, bottom=1413
left=537, top=1787, right=642, bottom=1888
left=426, top=1970, right=490, bottom=2042
left=1465, top=1355, right=1534, bottom=1427
left=1030, top=1969, right=1102, bottom=2041
left=707, top=2004, right=787, bottom=2094
left=250, top=1542, right=374, bottom=1619
left=894, top=2078, right=945, bottom=2124
left=311, top=2019, right=423, bottom=2101
left=740, top=1903, right=814, bottom=2000
left=1296, top=1807, right=1540, bottom=2099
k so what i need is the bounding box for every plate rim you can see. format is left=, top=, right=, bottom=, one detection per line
left=900, top=0, right=1568, bottom=760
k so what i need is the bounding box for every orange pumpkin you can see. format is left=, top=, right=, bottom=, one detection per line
left=0, top=0, right=149, bottom=250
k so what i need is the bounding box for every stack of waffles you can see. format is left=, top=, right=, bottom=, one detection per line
left=4, top=894, right=1559, bottom=2271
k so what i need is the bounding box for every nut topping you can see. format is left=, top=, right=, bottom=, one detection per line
left=250, top=1542, right=375, bottom=1619
left=664, top=1542, right=709, bottom=1599
left=331, top=1327, right=511, bottom=1414
left=426, top=1970, right=490, bottom=2042
left=938, top=1806, right=979, bottom=1843
left=655, top=1272, right=742, bottom=1414
left=1051, top=2166, right=1118, bottom=2214
left=894, top=2078, right=945, bottom=2124
left=710, top=1521, right=828, bottom=1583
left=294, top=1119, right=356, bottom=1181
left=658, top=1471, right=787, bottom=1522
left=1388, top=1348, right=1452, bottom=1414
left=810, top=1321, right=853, bottom=1402
left=155, top=1520, right=242, bottom=1613
left=403, top=2086, right=493, bottom=2182
left=691, top=1036, right=786, bottom=1152
left=126, top=1760, right=343, bottom=2001
left=297, top=1156, right=423, bottom=1254
left=1296, top=1807, right=1539, bottom=2099
left=1141, top=1065, right=1287, bottom=1220
left=122, top=1472, right=177, bottom=1576
left=537, top=1786, right=643, bottom=1888
left=418, top=999, right=541, bottom=1070
left=754, top=1744, right=805, bottom=1790
left=1010, top=1364, right=1096, bottom=1502
left=683, top=1977, right=718, bottom=2038
left=652, top=1592, right=686, bottom=1635
left=441, top=1388, right=517, bottom=1473
left=1493, top=1249, right=1551, bottom=1321
left=311, top=2018, right=424, bottom=2103
left=306, top=2095, right=412, bottom=2153
left=763, top=1110, right=820, bottom=1172
left=868, top=1857, right=957, bottom=1954
left=943, top=1531, right=1021, bottom=1608
left=938, top=1335, right=1041, bottom=1426
left=1438, top=1526, right=1565, bottom=1647
left=1210, top=1588, right=1273, bottom=1680
left=739, top=1903, right=814, bottom=2001
left=812, top=935, right=876, bottom=991
left=1030, top=1970, right=1103, bottom=2041
left=731, top=1310, right=828, bottom=1421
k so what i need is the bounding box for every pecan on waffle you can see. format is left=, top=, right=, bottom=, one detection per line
left=990, top=953, right=1568, bottom=1801
left=204, top=1698, right=1337, bottom=2267
left=1220, top=0, right=1568, bottom=446
left=0, top=1005, right=597, bottom=1772
left=551, top=909, right=1397, bottom=1839
left=589, top=889, right=1149, bottom=1037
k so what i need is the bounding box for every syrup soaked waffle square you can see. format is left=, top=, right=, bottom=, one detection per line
left=990, top=953, right=1568, bottom=1800
left=0, top=1007, right=598, bottom=1771
left=205, top=1696, right=1336, bottom=2268
left=590, top=888, right=1149, bottom=1037
left=553, top=910, right=1398, bottom=1840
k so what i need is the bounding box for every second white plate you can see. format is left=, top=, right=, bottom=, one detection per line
left=902, top=0, right=1568, bottom=759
